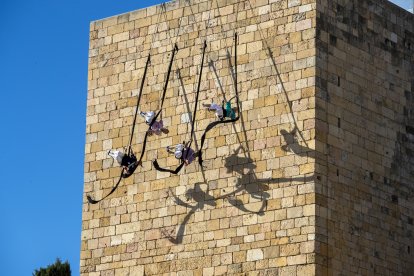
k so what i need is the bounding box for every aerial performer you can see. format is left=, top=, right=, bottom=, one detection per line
left=166, top=141, right=197, bottom=166
left=140, top=111, right=169, bottom=136
left=202, top=96, right=238, bottom=121
left=108, top=147, right=142, bottom=178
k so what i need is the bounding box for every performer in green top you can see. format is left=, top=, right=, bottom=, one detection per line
left=202, top=97, right=238, bottom=121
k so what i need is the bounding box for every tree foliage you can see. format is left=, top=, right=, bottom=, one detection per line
left=33, top=258, right=71, bottom=276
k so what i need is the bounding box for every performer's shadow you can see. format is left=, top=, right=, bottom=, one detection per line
left=280, top=128, right=312, bottom=156
left=218, top=145, right=312, bottom=212
left=218, top=146, right=271, bottom=214
left=163, top=184, right=216, bottom=244
left=163, top=143, right=313, bottom=244
left=162, top=42, right=314, bottom=243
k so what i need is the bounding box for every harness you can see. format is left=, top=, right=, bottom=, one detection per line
left=153, top=40, right=207, bottom=174
left=198, top=33, right=241, bottom=166
left=120, top=152, right=138, bottom=178
left=87, top=6, right=179, bottom=204
left=223, top=100, right=236, bottom=120
left=86, top=55, right=151, bottom=204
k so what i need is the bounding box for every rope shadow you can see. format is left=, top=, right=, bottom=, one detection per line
left=218, top=145, right=313, bottom=202
left=163, top=144, right=314, bottom=244
left=177, top=68, right=208, bottom=182
left=208, top=51, right=251, bottom=155
left=225, top=49, right=251, bottom=154
left=266, top=46, right=309, bottom=148
left=208, top=59, right=227, bottom=99
left=162, top=24, right=315, bottom=243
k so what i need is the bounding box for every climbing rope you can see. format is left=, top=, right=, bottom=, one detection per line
left=137, top=44, right=179, bottom=164
left=87, top=174, right=123, bottom=204
left=87, top=4, right=177, bottom=204
left=135, top=3, right=180, bottom=163
left=153, top=40, right=207, bottom=174
left=87, top=54, right=151, bottom=204
left=198, top=33, right=241, bottom=166
left=152, top=0, right=211, bottom=174
left=128, top=54, right=151, bottom=155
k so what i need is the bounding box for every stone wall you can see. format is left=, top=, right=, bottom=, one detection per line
left=82, top=0, right=413, bottom=275
left=315, top=0, right=414, bottom=275
left=82, top=0, right=317, bottom=275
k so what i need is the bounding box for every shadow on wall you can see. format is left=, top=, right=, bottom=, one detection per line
left=280, top=129, right=311, bottom=157
left=163, top=140, right=314, bottom=244
left=162, top=39, right=315, bottom=244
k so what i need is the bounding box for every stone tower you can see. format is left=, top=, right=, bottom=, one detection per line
left=81, top=0, right=414, bottom=275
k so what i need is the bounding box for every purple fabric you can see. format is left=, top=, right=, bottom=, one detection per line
left=183, top=147, right=195, bottom=164
left=151, top=120, right=164, bottom=135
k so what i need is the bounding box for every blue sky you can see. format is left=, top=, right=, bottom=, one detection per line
left=0, top=0, right=411, bottom=275
left=390, top=0, right=413, bottom=11
left=0, top=0, right=163, bottom=275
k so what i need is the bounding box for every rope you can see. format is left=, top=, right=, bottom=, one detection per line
left=87, top=172, right=123, bottom=204
left=133, top=5, right=179, bottom=164
left=87, top=5, right=175, bottom=205
left=153, top=40, right=207, bottom=174
left=137, top=44, right=179, bottom=164
left=128, top=55, right=151, bottom=155
left=198, top=33, right=240, bottom=166
left=161, top=2, right=184, bottom=53
left=87, top=54, right=152, bottom=204
left=187, top=40, right=207, bottom=149
left=153, top=160, right=186, bottom=174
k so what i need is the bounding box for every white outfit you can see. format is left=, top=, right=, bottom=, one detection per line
left=140, top=111, right=155, bottom=124
left=166, top=144, right=184, bottom=159
left=174, top=144, right=184, bottom=159
left=108, top=150, right=124, bottom=165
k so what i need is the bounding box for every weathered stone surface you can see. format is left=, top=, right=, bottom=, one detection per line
left=246, top=249, right=264, bottom=262
left=315, top=0, right=414, bottom=275
left=82, top=0, right=413, bottom=275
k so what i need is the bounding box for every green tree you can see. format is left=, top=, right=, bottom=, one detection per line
left=33, top=258, right=71, bottom=276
